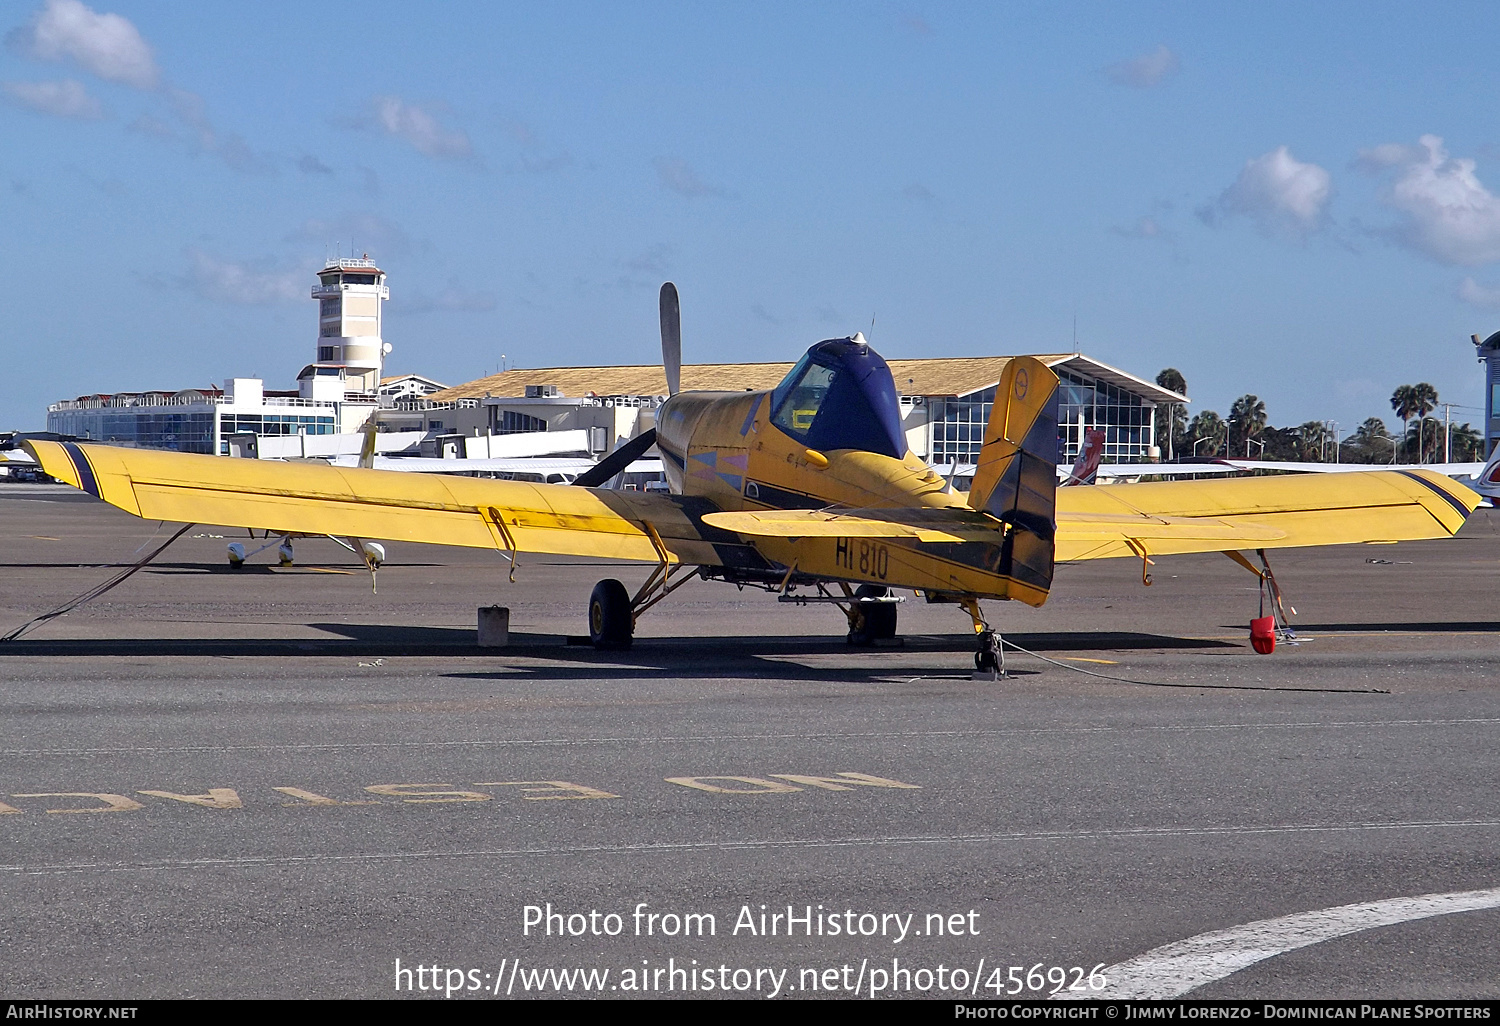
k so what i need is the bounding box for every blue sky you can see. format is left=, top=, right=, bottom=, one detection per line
left=5, top=1, right=1500, bottom=434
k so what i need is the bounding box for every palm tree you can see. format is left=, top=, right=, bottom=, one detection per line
left=1348, top=417, right=1394, bottom=464
left=1228, top=394, right=1268, bottom=457
left=1409, top=382, right=1438, bottom=464
left=1155, top=368, right=1187, bottom=460
left=1296, top=421, right=1330, bottom=461
left=1187, top=410, right=1226, bottom=457
left=1390, top=385, right=1418, bottom=462
left=1451, top=423, right=1484, bottom=462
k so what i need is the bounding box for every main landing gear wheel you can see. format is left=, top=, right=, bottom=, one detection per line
left=847, top=584, right=898, bottom=646
left=589, top=578, right=634, bottom=650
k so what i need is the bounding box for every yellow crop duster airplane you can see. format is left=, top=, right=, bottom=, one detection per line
left=22, top=284, right=1481, bottom=669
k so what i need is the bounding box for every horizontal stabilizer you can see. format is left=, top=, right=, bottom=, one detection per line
left=702, top=508, right=1004, bottom=543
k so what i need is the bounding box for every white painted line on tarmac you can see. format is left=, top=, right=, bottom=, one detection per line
left=1, top=718, right=1497, bottom=757
left=5, top=817, right=1499, bottom=876
left=1063, top=886, right=1500, bottom=1000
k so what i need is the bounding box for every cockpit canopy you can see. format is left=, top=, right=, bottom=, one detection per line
left=769, top=337, right=906, bottom=459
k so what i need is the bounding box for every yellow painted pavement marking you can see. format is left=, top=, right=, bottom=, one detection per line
left=11, top=792, right=142, bottom=813
left=768, top=773, right=921, bottom=791
left=272, top=787, right=379, bottom=807
left=472, top=781, right=619, bottom=800
left=664, top=776, right=804, bottom=794
left=364, top=783, right=491, bottom=803
left=137, top=788, right=242, bottom=809
left=1058, top=656, right=1119, bottom=665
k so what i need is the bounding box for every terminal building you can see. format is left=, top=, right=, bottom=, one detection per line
left=45, top=254, right=1188, bottom=467
left=420, top=354, right=1187, bottom=467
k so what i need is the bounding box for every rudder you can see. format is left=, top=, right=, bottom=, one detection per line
left=966, top=356, right=1059, bottom=599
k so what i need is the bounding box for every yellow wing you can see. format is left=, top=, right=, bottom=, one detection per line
left=1056, top=469, right=1479, bottom=561
left=24, top=440, right=756, bottom=568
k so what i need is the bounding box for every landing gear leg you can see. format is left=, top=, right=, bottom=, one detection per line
left=961, top=598, right=1005, bottom=681
left=586, top=524, right=698, bottom=650
left=277, top=537, right=295, bottom=567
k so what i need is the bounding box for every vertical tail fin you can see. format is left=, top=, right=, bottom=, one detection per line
left=967, top=357, right=1059, bottom=599
left=1469, top=444, right=1500, bottom=501
left=968, top=356, right=1060, bottom=531
left=1062, top=428, right=1106, bottom=486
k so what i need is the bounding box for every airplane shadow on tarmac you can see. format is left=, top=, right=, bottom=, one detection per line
left=0, top=623, right=1237, bottom=682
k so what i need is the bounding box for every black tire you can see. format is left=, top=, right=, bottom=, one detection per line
left=589, top=578, right=634, bottom=650
left=848, top=584, right=898, bottom=645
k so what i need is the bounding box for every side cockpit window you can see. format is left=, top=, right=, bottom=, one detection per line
left=771, top=360, right=837, bottom=439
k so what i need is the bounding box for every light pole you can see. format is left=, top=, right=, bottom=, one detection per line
left=1383, top=436, right=1397, bottom=464
left=1194, top=436, right=1213, bottom=457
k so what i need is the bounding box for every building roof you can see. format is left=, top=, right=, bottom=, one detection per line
left=426, top=353, right=1190, bottom=405
left=380, top=373, right=448, bottom=387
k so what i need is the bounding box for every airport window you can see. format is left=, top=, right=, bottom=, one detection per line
left=1055, top=370, right=1150, bottom=462
left=495, top=410, right=548, bottom=434
left=318, top=346, right=337, bottom=361
left=320, top=324, right=339, bottom=338
left=319, top=298, right=340, bottom=319
left=928, top=386, right=995, bottom=465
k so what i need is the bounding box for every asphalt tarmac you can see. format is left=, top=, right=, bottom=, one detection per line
left=1, top=482, right=1498, bottom=1000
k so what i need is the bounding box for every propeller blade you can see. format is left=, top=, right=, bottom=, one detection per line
left=572, top=428, right=658, bottom=488
left=660, top=282, right=681, bottom=397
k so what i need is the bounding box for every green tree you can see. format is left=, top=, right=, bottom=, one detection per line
left=1390, top=385, right=1420, bottom=461
left=1346, top=417, right=1394, bottom=464
left=1155, top=368, right=1187, bottom=460
left=1228, top=394, right=1268, bottom=457
left=1187, top=410, right=1226, bottom=457
left=1296, top=420, right=1331, bottom=462
left=1409, top=383, right=1438, bottom=463
left=1451, top=422, right=1484, bottom=462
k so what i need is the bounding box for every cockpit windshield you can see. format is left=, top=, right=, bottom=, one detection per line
left=769, top=338, right=905, bottom=458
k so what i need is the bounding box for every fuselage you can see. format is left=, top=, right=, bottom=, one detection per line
left=651, top=338, right=1049, bottom=605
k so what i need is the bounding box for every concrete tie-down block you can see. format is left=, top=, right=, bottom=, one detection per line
left=477, top=606, right=510, bottom=648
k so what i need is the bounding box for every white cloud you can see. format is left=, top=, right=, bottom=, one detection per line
left=1205, top=146, right=1331, bottom=236
left=1363, top=135, right=1500, bottom=266
left=1354, top=141, right=1422, bottom=173
left=2, top=78, right=102, bottom=119
left=181, top=250, right=303, bottom=305
left=1458, top=277, right=1500, bottom=309
left=1105, top=44, right=1180, bottom=88
left=372, top=96, right=472, bottom=160
left=652, top=157, right=728, bottom=198
left=8, top=0, right=157, bottom=90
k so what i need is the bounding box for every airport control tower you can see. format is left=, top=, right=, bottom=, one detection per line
left=307, top=255, right=391, bottom=395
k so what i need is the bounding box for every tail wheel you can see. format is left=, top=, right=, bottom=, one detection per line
left=589, top=578, right=634, bottom=650
left=848, top=584, right=898, bottom=646
left=974, top=630, right=1003, bottom=674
